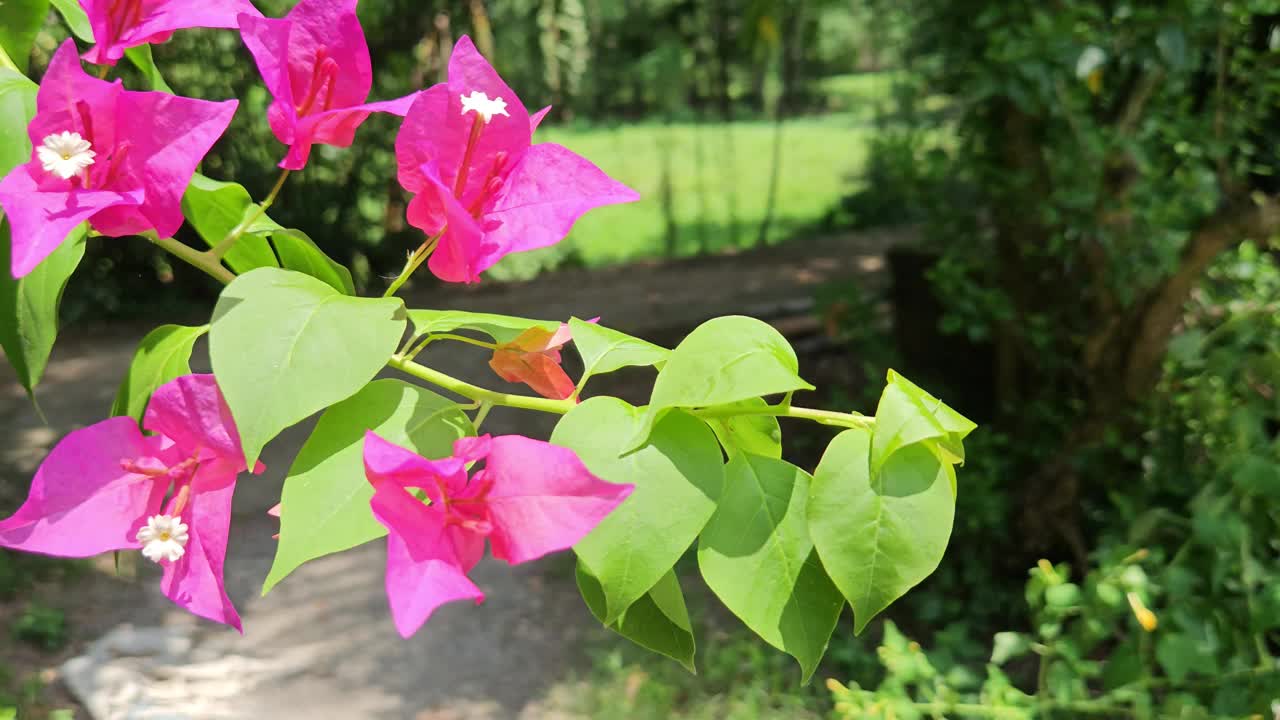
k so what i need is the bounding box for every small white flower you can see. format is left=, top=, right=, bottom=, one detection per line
left=137, top=514, right=189, bottom=563
left=36, top=131, right=96, bottom=180
left=460, top=91, right=509, bottom=123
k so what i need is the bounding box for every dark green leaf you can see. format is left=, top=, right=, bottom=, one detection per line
left=577, top=562, right=696, bottom=672
left=0, top=0, right=47, bottom=73
left=123, top=45, right=174, bottom=93
left=263, top=380, right=473, bottom=593
left=698, top=453, right=843, bottom=682
left=0, top=222, right=86, bottom=396
left=110, top=324, right=208, bottom=421
left=181, top=173, right=281, bottom=274
left=210, top=268, right=407, bottom=467
left=551, top=397, right=723, bottom=623
left=272, top=228, right=355, bottom=295
left=1155, top=633, right=1218, bottom=683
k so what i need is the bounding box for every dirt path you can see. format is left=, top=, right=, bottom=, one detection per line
left=0, top=229, right=904, bottom=720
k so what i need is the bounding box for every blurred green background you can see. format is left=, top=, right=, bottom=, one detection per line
left=5, top=0, right=1280, bottom=718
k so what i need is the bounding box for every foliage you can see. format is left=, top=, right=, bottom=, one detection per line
left=0, top=6, right=977, bottom=676
left=566, top=618, right=832, bottom=719
left=832, top=0, right=1280, bottom=591
left=830, top=548, right=1280, bottom=718
left=9, top=603, right=67, bottom=652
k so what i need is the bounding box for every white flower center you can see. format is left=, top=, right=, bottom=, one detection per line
left=36, top=131, right=96, bottom=180
left=136, top=514, right=189, bottom=564
left=460, top=91, right=509, bottom=123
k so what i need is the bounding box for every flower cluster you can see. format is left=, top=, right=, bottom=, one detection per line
left=0, top=1, right=638, bottom=635
left=0, top=375, right=258, bottom=629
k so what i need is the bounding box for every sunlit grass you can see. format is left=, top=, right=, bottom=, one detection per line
left=488, top=114, right=878, bottom=279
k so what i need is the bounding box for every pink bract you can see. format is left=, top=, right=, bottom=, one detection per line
left=80, top=0, right=261, bottom=66
left=363, top=431, right=632, bottom=637
left=239, top=0, right=417, bottom=170
left=394, top=35, right=640, bottom=283
left=0, top=375, right=261, bottom=630
left=0, top=40, right=237, bottom=277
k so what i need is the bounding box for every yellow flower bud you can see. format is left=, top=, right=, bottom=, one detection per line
left=1127, top=592, right=1158, bottom=632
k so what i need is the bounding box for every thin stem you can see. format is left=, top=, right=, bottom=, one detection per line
left=403, top=332, right=496, bottom=362
left=389, top=354, right=576, bottom=415
left=392, top=353, right=876, bottom=432
left=210, top=169, right=291, bottom=260
left=472, top=400, right=494, bottom=431
left=383, top=233, right=441, bottom=297
left=431, top=333, right=497, bottom=350
left=146, top=235, right=235, bottom=285
left=691, top=403, right=874, bottom=430
left=96, top=64, right=110, bottom=80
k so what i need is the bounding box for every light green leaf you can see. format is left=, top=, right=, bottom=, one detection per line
left=698, top=453, right=843, bottom=682
left=808, top=429, right=956, bottom=633
left=181, top=173, right=282, bottom=274
left=49, top=0, right=92, bottom=41
left=0, top=68, right=38, bottom=176
left=110, top=324, right=208, bottom=421
left=872, top=369, right=976, bottom=471
left=632, top=316, right=813, bottom=448
left=707, top=397, right=782, bottom=459
left=0, top=222, right=85, bottom=396
left=407, top=308, right=558, bottom=345
left=569, top=316, right=668, bottom=386
left=577, top=563, right=696, bottom=672
left=551, top=397, right=723, bottom=624
left=210, top=268, right=407, bottom=467
left=123, top=45, right=173, bottom=93
left=263, top=379, right=473, bottom=593
left=0, top=0, right=47, bottom=73
left=991, top=631, right=1032, bottom=665
left=271, top=229, right=355, bottom=295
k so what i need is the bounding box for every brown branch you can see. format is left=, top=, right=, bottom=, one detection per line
left=1122, top=195, right=1280, bottom=397
left=1115, top=68, right=1164, bottom=138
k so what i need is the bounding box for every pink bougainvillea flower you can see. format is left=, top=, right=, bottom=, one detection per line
left=363, top=432, right=632, bottom=637
left=395, top=35, right=639, bottom=283
left=0, top=375, right=263, bottom=630
left=489, top=323, right=577, bottom=400
left=239, top=0, right=418, bottom=170
left=80, top=0, right=262, bottom=66
left=0, top=40, right=237, bottom=277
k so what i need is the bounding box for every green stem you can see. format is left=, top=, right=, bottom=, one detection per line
left=391, top=353, right=876, bottom=431
left=691, top=403, right=874, bottom=430
left=472, top=400, right=494, bottom=431
left=210, top=169, right=290, bottom=260
left=147, top=235, right=235, bottom=285
left=383, top=233, right=441, bottom=297
left=407, top=330, right=496, bottom=356
left=428, top=333, right=497, bottom=351
left=389, top=354, right=576, bottom=415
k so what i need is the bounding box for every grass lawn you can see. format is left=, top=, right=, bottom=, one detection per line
left=487, top=113, right=877, bottom=280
